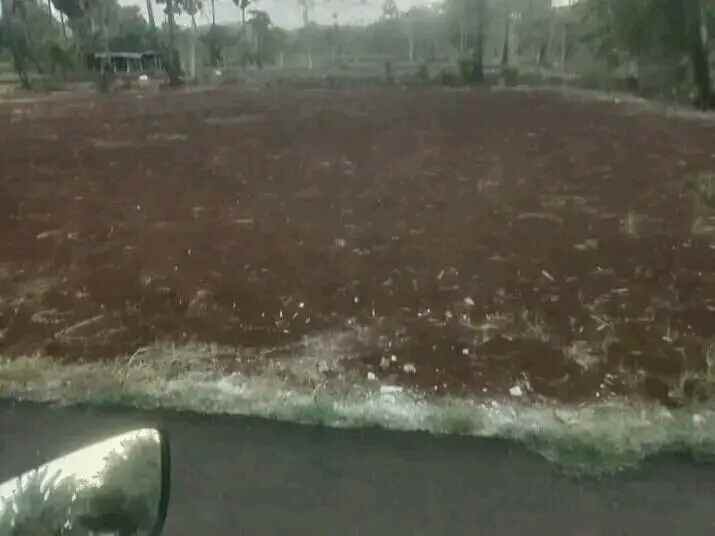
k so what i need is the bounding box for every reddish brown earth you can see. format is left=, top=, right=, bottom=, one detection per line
left=1, top=86, right=714, bottom=405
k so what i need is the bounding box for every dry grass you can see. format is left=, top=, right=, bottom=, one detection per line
left=463, top=310, right=552, bottom=344
left=689, top=173, right=715, bottom=236
left=563, top=340, right=601, bottom=370
left=622, top=210, right=641, bottom=237
left=669, top=340, right=715, bottom=402
left=688, top=172, right=715, bottom=207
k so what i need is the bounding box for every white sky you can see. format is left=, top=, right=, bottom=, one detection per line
left=124, top=0, right=411, bottom=29
left=123, top=0, right=573, bottom=30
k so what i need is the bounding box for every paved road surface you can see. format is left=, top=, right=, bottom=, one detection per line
left=1, top=399, right=714, bottom=535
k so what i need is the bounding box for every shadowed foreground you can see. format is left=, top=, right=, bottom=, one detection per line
left=2, top=400, right=715, bottom=535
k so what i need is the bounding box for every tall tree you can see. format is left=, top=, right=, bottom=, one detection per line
left=154, top=0, right=191, bottom=84
left=297, top=0, right=313, bottom=69
left=514, top=0, right=555, bottom=66
left=401, top=6, right=442, bottom=63
left=145, top=0, right=156, bottom=30
left=1, top=0, right=33, bottom=88
left=403, top=7, right=422, bottom=62
left=501, top=0, right=512, bottom=66
left=684, top=0, right=711, bottom=107
left=248, top=8, right=269, bottom=67
left=471, top=0, right=487, bottom=81
left=231, top=0, right=250, bottom=68
left=1, top=0, right=63, bottom=87
left=582, top=0, right=712, bottom=107
left=186, top=0, right=199, bottom=78
left=234, top=0, right=249, bottom=24
left=59, top=9, right=67, bottom=39
left=445, top=0, right=470, bottom=54
left=329, top=11, right=339, bottom=63
left=382, top=0, right=398, bottom=20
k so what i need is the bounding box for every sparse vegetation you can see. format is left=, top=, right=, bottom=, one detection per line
left=0, top=0, right=712, bottom=100
left=687, top=171, right=715, bottom=208
left=623, top=210, right=640, bottom=237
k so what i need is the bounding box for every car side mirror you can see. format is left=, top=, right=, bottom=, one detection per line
left=0, top=428, right=170, bottom=536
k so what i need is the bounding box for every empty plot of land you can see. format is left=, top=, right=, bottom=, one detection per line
left=1, top=85, right=714, bottom=406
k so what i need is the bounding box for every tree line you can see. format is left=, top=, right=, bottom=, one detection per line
left=0, top=0, right=282, bottom=87
left=1, top=0, right=713, bottom=107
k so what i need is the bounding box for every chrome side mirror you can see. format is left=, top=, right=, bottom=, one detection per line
left=0, top=428, right=170, bottom=536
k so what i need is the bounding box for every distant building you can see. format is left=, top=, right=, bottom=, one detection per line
left=87, top=51, right=163, bottom=74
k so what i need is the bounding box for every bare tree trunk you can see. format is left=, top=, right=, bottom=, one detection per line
left=165, top=0, right=181, bottom=85
left=96, top=0, right=112, bottom=91
left=301, top=2, right=313, bottom=70
left=501, top=9, right=511, bottom=66
left=687, top=0, right=711, bottom=108
left=102, top=0, right=110, bottom=73
left=167, top=0, right=176, bottom=44
left=18, top=0, right=44, bottom=74
left=47, top=0, right=52, bottom=25
left=512, top=11, right=521, bottom=61
left=60, top=11, right=67, bottom=40
left=459, top=21, right=466, bottom=54
left=145, top=0, right=156, bottom=30
left=331, top=20, right=339, bottom=65
left=472, top=0, right=486, bottom=82
left=561, top=22, right=567, bottom=71
left=701, top=0, right=709, bottom=45
left=211, top=0, right=215, bottom=26
left=189, top=14, right=197, bottom=80
left=545, top=5, right=555, bottom=67
left=1, top=0, right=32, bottom=89
left=473, top=33, right=484, bottom=81
left=256, top=31, right=263, bottom=68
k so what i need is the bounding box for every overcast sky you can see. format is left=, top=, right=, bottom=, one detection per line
left=120, top=0, right=410, bottom=29
left=121, top=0, right=572, bottom=30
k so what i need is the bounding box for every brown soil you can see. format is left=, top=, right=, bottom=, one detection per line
left=1, top=85, right=714, bottom=406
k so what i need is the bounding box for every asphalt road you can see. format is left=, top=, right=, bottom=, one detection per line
left=1, top=399, right=715, bottom=535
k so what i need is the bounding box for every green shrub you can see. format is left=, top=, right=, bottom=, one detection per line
left=416, top=62, right=429, bottom=83
left=439, top=68, right=460, bottom=86
left=502, top=66, right=519, bottom=86
left=33, top=76, right=65, bottom=92
left=458, top=59, right=473, bottom=82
